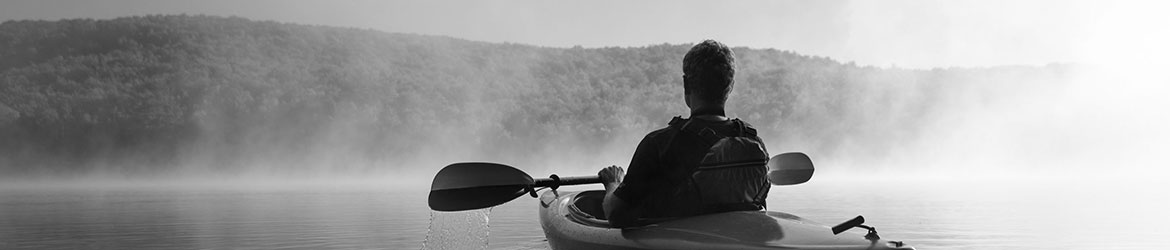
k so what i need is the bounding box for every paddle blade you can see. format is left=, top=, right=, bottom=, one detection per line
left=428, top=162, right=535, bottom=211
left=767, top=152, right=815, bottom=185
left=429, top=186, right=530, bottom=212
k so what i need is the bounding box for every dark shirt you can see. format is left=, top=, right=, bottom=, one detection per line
left=612, top=117, right=767, bottom=218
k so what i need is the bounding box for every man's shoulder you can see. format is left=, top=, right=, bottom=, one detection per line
left=643, top=123, right=677, bottom=142
left=736, top=118, right=756, bottom=128
left=629, top=117, right=683, bottom=149
left=735, top=119, right=760, bottom=136
left=637, top=116, right=765, bottom=144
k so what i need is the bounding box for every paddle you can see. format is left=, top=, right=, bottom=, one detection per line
left=428, top=162, right=601, bottom=211
left=428, top=152, right=815, bottom=212
left=768, top=152, right=815, bottom=185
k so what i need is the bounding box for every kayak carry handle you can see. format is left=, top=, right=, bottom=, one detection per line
left=832, top=215, right=865, bottom=234
left=832, top=215, right=880, bottom=240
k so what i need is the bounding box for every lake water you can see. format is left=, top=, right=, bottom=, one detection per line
left=1, top=178, right=1167, bottom=250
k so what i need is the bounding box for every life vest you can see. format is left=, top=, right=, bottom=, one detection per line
left=663, top=117, right=770, bottom=214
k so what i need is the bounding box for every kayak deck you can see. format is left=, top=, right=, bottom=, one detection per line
left=539, top=190, right=914, bottom=250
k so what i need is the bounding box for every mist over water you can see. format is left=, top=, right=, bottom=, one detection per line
left=824, top=66, right=1169, bottom=181
left=0, top=14, right=1161, bottom=199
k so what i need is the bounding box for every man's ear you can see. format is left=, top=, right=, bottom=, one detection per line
left=682, top=74, right=692, bottom=95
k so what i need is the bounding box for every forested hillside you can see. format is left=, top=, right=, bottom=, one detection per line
left=0, top=15, right=1075, bottom=177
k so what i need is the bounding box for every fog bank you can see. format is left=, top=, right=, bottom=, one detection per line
left=0, top=15, right=1164, bottom=184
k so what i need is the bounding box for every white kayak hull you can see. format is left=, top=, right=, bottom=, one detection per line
left=538, top=190, right=914, bottom=250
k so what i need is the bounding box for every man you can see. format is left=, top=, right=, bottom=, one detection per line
left=599, top=40, right=770, bottom=228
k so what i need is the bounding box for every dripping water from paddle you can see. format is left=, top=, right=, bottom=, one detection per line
left=421, top=208, right=493, bottom=250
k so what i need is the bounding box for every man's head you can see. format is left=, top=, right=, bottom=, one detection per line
left=683, top=40, right=736, bottom=112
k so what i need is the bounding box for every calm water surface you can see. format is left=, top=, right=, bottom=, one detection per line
left=1, top=179, right=1167, bottom=249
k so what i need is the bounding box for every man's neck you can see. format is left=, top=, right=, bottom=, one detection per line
left=690, top=108, right=728, bottom=122
left=691, top=114, right=728, bottom=122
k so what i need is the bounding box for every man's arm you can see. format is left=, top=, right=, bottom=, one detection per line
left=599, top=166, right=637, bottom=227
left=601, top=131, right=663, bottom=228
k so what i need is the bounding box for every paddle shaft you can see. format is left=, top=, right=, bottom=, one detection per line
left=534, top=175, right=602, bottom=188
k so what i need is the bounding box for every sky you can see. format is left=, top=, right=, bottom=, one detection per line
left=2, top=0, right=1166, bottom=68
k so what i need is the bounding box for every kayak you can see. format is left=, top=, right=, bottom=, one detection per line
left=426, top=155, right=913, bottom=249
left=538, top=190, right=915, bottom=250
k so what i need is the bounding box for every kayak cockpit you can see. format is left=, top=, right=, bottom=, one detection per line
left=565, top=190, right=612, bottom=228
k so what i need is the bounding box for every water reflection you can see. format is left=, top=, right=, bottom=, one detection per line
left=0, top=187, right=429, bottom=250
left=1, top=179, right=1166, bottom=250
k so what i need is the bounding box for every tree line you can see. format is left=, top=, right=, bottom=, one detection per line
left=0, top=15, right=1075, bottom=177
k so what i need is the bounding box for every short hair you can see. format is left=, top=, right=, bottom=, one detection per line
left=683, top=40, right=736, bottom=103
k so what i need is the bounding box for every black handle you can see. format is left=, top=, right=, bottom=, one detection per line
left=557, top=175, right=603, bottom=185
left=832, top=215, right=866, bottom=235
left=534, top=174, right=602, bottom=189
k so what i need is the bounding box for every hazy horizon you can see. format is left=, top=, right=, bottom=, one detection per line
left=1, top=2, right=1168, bottom=184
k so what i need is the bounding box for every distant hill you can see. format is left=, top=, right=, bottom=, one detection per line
left=0, top=15, right=1075, bottom=177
